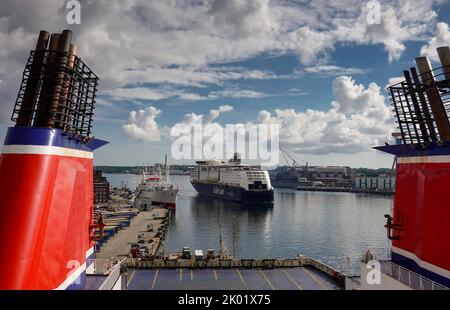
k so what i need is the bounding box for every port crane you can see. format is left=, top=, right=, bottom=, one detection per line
left=278, top=145, right=309, bottom=179
left=279, top=145, right=297, bottom=168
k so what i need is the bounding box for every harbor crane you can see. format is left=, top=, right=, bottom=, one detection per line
left=279, top=145, right=308, bottom=177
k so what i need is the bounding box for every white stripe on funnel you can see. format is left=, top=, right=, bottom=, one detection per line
left=1, top=145, right=93, bottom=159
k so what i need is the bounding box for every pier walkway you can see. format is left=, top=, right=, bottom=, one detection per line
left=126, top=267, right=342, bottom=290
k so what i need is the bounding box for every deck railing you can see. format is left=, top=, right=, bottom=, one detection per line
left=379, top=260, right=448, bottom=290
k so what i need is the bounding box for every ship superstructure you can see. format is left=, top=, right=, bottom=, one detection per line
left=0, top=30, right=119, bottom=290
left=134, top=155, right=179, bottom=209
left=190, top=153, right=274, bottom=202
left=359, top=46, right=450, bottom=290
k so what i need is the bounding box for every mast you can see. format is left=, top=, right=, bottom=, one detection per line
left=165, top=153, right=170, bottom=185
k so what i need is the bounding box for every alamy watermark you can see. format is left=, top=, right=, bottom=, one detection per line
left=170, top=116, right=279, bottom=166
left=66, top=0, right=81, bottom=25
left=66, top=0, right=381, bottom=26
left=366, top=0, right=381, bottom=25
left=366, top=260, right=382, bottom=285
left=66, top=259, right=82, bottom=285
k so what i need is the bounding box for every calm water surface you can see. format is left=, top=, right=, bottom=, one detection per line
left=106, top=173, right=392, bottom=273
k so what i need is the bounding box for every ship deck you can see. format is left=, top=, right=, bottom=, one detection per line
left=126, top=267, right=342, bottom=290
left=81, top=275, right=108, bottom=290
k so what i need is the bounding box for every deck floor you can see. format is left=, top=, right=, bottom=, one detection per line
left=81, top=275, right=108, bottom=290
left=126, top=267, right=342, bottom=290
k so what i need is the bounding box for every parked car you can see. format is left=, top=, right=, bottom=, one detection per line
left=207, top=249, right=215, bottom=259
left=182, top=247, right=191, bottom=259
left=195, top=250, right=204, bottom=261
left=139, top=245, right=149, bottom=257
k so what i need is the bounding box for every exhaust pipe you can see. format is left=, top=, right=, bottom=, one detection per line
left=415, top=56, right=450, bottom=141
left=33, top=33, right=61, bottom=127
left=437, top=46, right=450, bottom=80
left=57, top=43, right=78, bottom=130
left=403, top=70, right=430, bottom=142
left=15, top=30, right=50, bottom=127
left=51, top=30, right=73, bottom=129
left=34, top=30, right=73, bottom=128
left=410, top=67, right=438, bottom=141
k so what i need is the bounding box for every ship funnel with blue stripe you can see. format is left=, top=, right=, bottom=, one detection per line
left=0, top=30, right=107, bottom=290
left=374, top=46, right=450, bottom=288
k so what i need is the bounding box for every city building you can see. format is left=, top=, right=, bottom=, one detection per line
left=93, top=170, right=110, bottom=203
left=295, top=166, right=351, bottom=187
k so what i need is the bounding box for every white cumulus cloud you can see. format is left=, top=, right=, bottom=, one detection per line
left=331, top=76, right=386, bottom=114
left=0, top=0, right=446, bottom=121
left=166, top=76, right=393, bottom=155
left=123, top=106, right=162, bottom=142
left=254, top=76, right=393, bottom=154
left=206, top=105, right=234, bottom=122
left=420, top=22, right=450, bottom=61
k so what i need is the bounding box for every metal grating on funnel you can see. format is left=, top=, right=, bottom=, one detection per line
left=11, top=30, right=98, bottom=140
left=389, top=64, right=450, bottom=146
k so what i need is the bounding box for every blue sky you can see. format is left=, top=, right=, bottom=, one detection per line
left=1, top=0, right=449, bottom=167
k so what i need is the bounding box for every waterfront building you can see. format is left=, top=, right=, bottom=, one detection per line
left=296, top=166, right=351, bottom=187
left=94, top=170, right=110, bottom=203
left=354, top=174, right=396, bottom=192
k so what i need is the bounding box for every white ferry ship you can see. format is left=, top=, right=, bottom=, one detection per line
left=190, top=153, right=274, bottom=203
left=134, top=155, right=179, bottom=209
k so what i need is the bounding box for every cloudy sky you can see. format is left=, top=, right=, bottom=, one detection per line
left=0, top=0, right=449, bottom=167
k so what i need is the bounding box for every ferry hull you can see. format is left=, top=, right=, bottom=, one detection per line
left=134, top=188, right=178, bottom=210
left=191, top=181, right=274, bottom=203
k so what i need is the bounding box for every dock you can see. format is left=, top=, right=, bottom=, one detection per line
left=91, top=200, right=346, bottom=290
left=93, top=205, right=346, bottom=290
left=96, top=208, right=169, bottom=259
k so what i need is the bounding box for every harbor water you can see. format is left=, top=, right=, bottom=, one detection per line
left=106, top=173, right=392, bottom=274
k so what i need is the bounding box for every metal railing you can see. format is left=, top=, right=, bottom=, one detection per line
left=86, top=258, right=122, bottom=275
left=99, top=260, right=124, bottom=290
left=379, top=260, right=448, bottom=290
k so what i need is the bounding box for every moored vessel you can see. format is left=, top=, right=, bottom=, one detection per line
left=190, top=153, right=274, bottom=203
left=134, top=155, right=179, bottom=210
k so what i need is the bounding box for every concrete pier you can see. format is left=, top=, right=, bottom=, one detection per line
left=96, top=208, right=169, bottom=259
